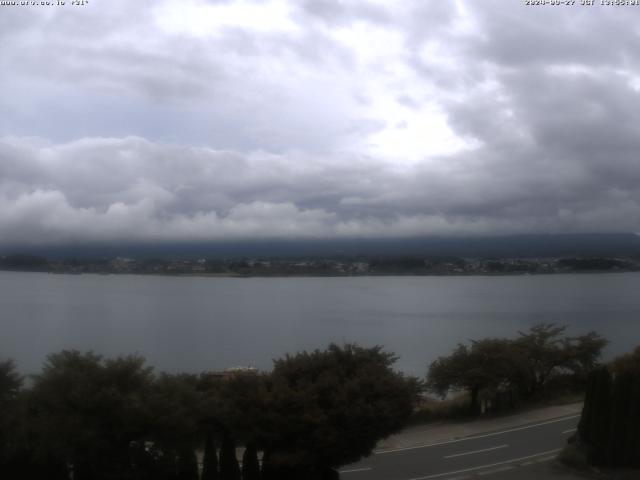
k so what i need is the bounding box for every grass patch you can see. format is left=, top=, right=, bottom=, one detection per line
left=408, top=394, right=471, bottom=425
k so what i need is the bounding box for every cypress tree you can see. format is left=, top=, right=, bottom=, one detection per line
left=606, top=371, right=631, bottom=466
left=579, top=364, right=640, bottom=468
left=241, top=443, right=261, bottom=480
left=156, top=450, right=179, bottom=480
left=202, top=433, right=219, bottom=480
left=177, top=448, right=199, bottom=480
left=588, top=366, right=611, bottom=465
left=629, top=379, right=640, bottom=468
left=577, top=369, right=596, bottom=442
left=21, top=453, right=70, bottom=480
left=219, top=434, right=241, bottom=480
left=260, top=450, right=275, bottom=480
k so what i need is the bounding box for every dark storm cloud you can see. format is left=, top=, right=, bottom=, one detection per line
left=1, top=0, right=640, bottom=244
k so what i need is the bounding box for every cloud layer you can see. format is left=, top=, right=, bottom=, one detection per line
left=2, top=0, right=640, bottom=244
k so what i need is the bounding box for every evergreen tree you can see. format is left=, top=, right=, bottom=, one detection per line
left=201, top=433, right=219, bottom=480
left=177, top=448, right=199, bottom=480
left=607, top=370, right=632, bottom=466
left=627, top=379, right=640, bottom=468
left=241, top=443, right=261, bottom=480
left=577, top=348, right=640, bottom=468
left=219, top=434, right=241, bottom=480
left=0, top=360, right=23, bottom=474
left=577, top=368, right=595, bottom=441
left=587, top=366, right=611, bottom=465
left=260, top=450, right=275, bottom=480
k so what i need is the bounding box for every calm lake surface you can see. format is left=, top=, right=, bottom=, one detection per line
left=1, top=271, right=638, bottom=375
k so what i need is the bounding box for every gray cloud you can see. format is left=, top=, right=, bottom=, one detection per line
left=2, top=0, right=640, bottom=244
left=1, top=132, right=639, bottom=245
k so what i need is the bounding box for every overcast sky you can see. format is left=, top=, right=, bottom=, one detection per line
left=2, top=0, right=640, bottom=245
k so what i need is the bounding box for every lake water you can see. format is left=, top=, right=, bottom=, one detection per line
left=1, top=271, right=638, bottom=376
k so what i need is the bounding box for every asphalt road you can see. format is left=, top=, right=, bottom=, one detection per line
left=339, top=414, right=580, bottom=480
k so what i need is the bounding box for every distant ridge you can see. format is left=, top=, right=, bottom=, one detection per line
left=3, top=233, right=640, bottom=259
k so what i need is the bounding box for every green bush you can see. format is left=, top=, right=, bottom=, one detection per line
left=409, top=394, right=471, bottom=424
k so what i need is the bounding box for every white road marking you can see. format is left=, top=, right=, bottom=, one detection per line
left=535, top=455, right=557, bottom=463
left=477, top=465, right=514, bottom=475
left=376, top=415, right=579, bottom=455
left=562, top=428, right=577, bottom=434
left=444, top=444, right=508, bottom=459
left=339, top=467, right=372, bottom=474
left=407, top=448, right=561, bottom=480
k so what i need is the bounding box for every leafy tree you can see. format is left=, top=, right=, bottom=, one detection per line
left=428, top=325, right=607, bottom=413
left=514, top=324, right=572, bottom=395
left=563, top=331, right=609, bottom=381
left=201, top=371, right=268, bottom=446
left=0, top=359, right=21, bottom=401
left=147, top=373, right=202, bottom=451
left=0, top=360, right=24, bottom=473
left=427, top=339, right=524, bottom=414
left=260, top=344, right=418, bottom=476
left=28, top=351, right=154, bottom=480
left=612, top=346, right=640, bottom=374
left=514, top=324, right=607, bottom=396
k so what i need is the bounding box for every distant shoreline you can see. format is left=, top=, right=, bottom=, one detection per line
left=2, top=253, right=639, bottom=278
left=0, top=268, right=638, bottom=279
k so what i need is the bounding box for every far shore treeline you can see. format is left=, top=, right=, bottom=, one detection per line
left=0, top=325, right=625, bottom=480
left=1, top=252, right=640, bottom=277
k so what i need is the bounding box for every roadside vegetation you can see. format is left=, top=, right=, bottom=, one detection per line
left=569, top=346, right=640, bottom=471
left=0, top=344, right=418, bottom=480
left=425, top=324, right=607, bottom=416
left=0, top=325, right=617, bottom=479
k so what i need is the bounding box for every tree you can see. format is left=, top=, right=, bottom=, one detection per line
left=28, top=351, right=154, bottom=479
left=515, top=324, right=607, bottom=396
left=147, top=373, right=202, bottom=451
left=200, top=370, right=269, bottom=447
left=577, top=366, right=612, bottom=465
left=515, top=324, right=571, bottom=395
left=176, top=448, right=199, bottom=480
left=201, top=432, right=219, bottom=480
left=260, top=344, right=418, bottom=476
left=0, top=360, right=24, bottom=472
left=427, top=339, right=524, bottom=414
left=563, top=331, right=609, bottom=382
left=219, top=433, right=241, bottom=480
left=577, top=347, right=640, bottom=468
left=0, top=360, right=21, bottom=401
left=427, top=325, right=607, bottom=414
left=612, top=346, right=640, bottom=375
left=241, top=443, right=261, bottom=480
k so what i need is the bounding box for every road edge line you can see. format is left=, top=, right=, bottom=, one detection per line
left=408, top=448, right=562, bottom=480
left=375, top=414, right=579, bottom=455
